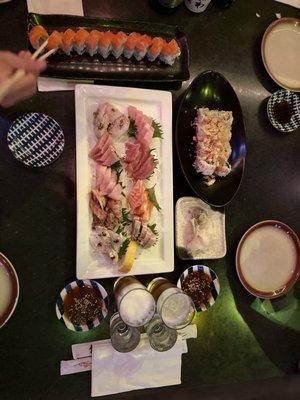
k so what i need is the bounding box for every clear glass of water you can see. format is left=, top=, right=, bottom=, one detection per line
left=146, top=314, right=178, bottom=352
left=110, top=312, right=141, bottom=353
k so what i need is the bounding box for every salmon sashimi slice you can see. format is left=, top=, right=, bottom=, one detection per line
left=127, top=180, right=151, bottom=222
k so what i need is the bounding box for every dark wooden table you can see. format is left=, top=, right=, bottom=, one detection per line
left=0, top=1, right=300, bottom=399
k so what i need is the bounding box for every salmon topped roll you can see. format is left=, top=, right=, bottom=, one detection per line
left=134, top=34, right=152, bottom=61
left=98, top=31, right=113, bottom=58
left=159, top=39, right=181, bottom=65
left=147, top=37, right=165, bottom=62
left=124, top=32, right=141, bottom=59
left=111, top=31, right=128, bottom=58
left=46, top=31, right=62, bottom=51
left=61, top=28, right=76, bottom=55
left=29, top=25, right=49, bottom=49
left=73, top=28, right=89, bottom=55
left=86, top=30, right=102, bottom=56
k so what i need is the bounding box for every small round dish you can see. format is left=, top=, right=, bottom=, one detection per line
left=261, top=18, right=300, bottom=92
left=177, top=264, right=220, bottom=312
left=56, top=280, right=109, bottom=332
left=267, top=90, right=300, bottom=133
left=236, top=220, right=300, bottom=299
left=0, top=252, right=19, bottom=329
left=7, top=112, right=65, bottom=167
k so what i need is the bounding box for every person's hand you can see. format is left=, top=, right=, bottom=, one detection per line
left=0, top=51, right=46, bottom=108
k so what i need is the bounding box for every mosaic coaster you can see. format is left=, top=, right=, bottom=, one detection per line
left=7, top=112, right=65, bottom=167
left=267, top=90, right=300, bottom=133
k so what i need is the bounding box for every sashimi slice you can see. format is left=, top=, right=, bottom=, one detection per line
left=89, top=133, right=118, bottom=166
left=128, top=106, right=154, bottom=145
left=109, top=185, right=122, bottom=201
left=125, top=141, right=155, bottom=180
left=94, top=165, right=121, bottom=200
left=127, top=180, right=151, bottom=222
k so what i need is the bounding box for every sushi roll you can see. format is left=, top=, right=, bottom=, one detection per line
left=134, top=35, right=152, bottom=61
left=73, top=28, right=90, bottom=55
left=29, top=25, right=49, bottom=49
left=61, top=28, right=76, bottom=55
left=111, top=31, right=128, bottom=59
left=159, top=39, right=181, bottom=65
left=147, top=37, right=165, bottom=62
left=98, top=31, right=113, bottom=58
left=46, top=31, right=62, bottom=51
left=124, top=32, right=141, bottom=59
left=86, top=30, right=102, bottom=57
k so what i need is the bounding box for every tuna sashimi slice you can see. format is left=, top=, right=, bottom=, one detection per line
left=125, top=140, right=155, bottom=180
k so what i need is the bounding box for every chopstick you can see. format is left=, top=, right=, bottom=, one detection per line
left=0, top=39, right=57, bottom=104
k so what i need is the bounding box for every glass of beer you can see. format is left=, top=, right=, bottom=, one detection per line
left=114, top=276, right=156, bottom=327
left=148, top=277, right=195, bottom=329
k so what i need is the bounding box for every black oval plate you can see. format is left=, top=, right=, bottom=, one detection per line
left=175, top=71, right=246, bottom=207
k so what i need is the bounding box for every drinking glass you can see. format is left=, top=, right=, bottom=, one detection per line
left=114, top=276, right=156, bottom=327
left=148, top=277, right=195, bottom=329
left=146, top=314, right=178, bottom=352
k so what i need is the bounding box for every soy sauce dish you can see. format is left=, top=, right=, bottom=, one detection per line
left=56, top=280, right=109, bottom=331
left=0, top=252, right=19, bottom=329
left=176, top=71, right=246, bottom=207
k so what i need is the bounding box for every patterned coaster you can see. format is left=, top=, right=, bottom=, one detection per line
left=7, top=112, right=65, bottom=167
left=267, top=90, right=300, bottom=133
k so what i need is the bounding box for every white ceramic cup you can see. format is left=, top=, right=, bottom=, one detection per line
left=185, top=0, right=212, bottom=13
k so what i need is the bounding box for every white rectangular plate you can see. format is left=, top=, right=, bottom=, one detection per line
left=75, top=84, right=174, bottom=279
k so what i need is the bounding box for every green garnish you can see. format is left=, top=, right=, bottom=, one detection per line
left=147, top=185, right=161, bottom=211
left=147, top=223, right=158, bottom=236
left=111, top=161, right=123, bottom=184
left=121, top=208, right=132, bottom=225
left=128, top=119, right=137, bottom=137
left=118, top=238, right=131, bottom=258
left=152, top=120, right=163, bottom=139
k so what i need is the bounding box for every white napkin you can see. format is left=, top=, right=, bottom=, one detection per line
left=91, top=338, right=185, bottom=397
left=27, top=0, right=84, bottom=15
left=38, top=77, right=93, bottom=92
left=275, top=0, right=300, bottom=8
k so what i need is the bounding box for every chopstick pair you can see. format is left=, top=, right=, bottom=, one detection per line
left=0, top=39, right=57, bottom=104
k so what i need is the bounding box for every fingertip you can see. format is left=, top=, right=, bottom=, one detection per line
left=37, top=59, right=47, bottom=71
